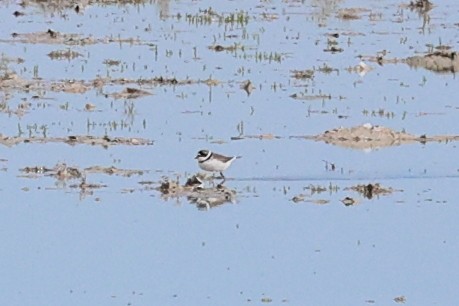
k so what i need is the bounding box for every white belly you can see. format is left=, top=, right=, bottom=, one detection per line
left=199, top=158, right=234, bottom=172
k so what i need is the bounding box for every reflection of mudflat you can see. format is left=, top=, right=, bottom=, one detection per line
left=157, top=176, right=237, bottom=210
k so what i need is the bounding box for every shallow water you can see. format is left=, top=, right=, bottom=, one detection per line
left=0, top=0, right=458, bottom=305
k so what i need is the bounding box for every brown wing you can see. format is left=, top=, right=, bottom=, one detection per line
left=212, top=152, right=234, bottom=162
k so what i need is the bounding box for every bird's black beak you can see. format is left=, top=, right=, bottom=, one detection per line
left=194, top=155, right=199, bottom=159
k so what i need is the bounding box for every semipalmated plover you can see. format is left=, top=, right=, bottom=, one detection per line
left=195, top=149, right=239, bottom=178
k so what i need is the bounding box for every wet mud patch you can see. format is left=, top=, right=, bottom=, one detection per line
left=208, top=44, right=241, bottom=52
left=19, top=163, right=148, bottom=198
left=157, top=175, right=237, bottom=210
left=4, top=29, right=143, bottom=46
left=21, top=164, right=83, bottom=180
left=109, top=87, right=152, bottom=99
left=406, top=50, right=458, bottom=73
left=0, top=134, right=153, bottom=147
left=337, top=8, right=369, bottom=20
left=405, top=0, right=433, bottom=12
left=291, top=194, right=330, bottom=205
left=345, top=183, right=400, bottom=200
left=20, top=164, right=147, bottom=180
left=291, top=69, right=314, bottom=80
left=47, top=49, right=83, bottom=60
left=84, top=166, right=146, bottom=177
left=231, top=133, right=281, bottom=141
left=360, top=49, right=459, bottom=74
left=20, top=164, right=106, bottom=198
left=0, top=72, right=219, bottom=97
left=235, top=124, right=459, bottom=150
left=291, top=182, right=400, bottom=206
left=312, top=124, right=419, bottom=150
left=290, top=183, right=338, bottom=205
left=240, top=80, right=255, bottom=95
left=289, top=93, right=332, bottom=101
left=184, top=7, right=249, bottom=26
left=304, top=124, right=459, bottom=150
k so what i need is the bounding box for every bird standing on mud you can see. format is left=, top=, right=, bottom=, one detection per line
left=195, top=149, right=240, bottom=179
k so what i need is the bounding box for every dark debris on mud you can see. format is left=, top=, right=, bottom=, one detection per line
left=157, top=175, right=237, bottom=210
